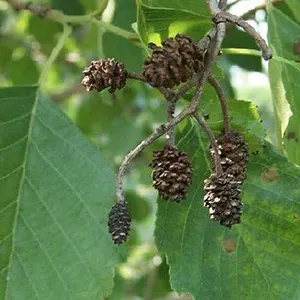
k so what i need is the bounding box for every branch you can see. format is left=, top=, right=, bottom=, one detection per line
left=218, top=0, right=227, bottom=10
left=208, top=75, right=231, bottom=133
left=217, top=11, right=272, bottom=60
left=193, top=112, right=222, bottom=175
left=4, top=0, right=139, bottom=41
left=166, top=99, right=176, bottom=147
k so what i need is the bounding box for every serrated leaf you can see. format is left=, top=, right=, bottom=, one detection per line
left=137, top=0, right=212, bottom=46
left=268, top=5, right=300, bottom=164
left=155, top=120, right=300, bottom=300
left=204, top=99, right=265, bottom=152
left=0, top=86, right=124, bottom=300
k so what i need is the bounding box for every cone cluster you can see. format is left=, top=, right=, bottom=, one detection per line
left=81, top=59, right=127, bottom=93
left=149, top=146, right=193, bottom=202
left=204, top=132, right=249, bottom=228
left=108, top=202, right=131, bottom=244
left=143, top=34, right=204, bottom=88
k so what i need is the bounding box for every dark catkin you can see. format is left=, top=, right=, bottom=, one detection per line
left=108, top=202, right=131, bottom=244
left=149, top=146, right=193, bottom=202
left=81, top=59, right=127, bottom=93
left=142, top=34, right=204, bottom=89
left=205, top=132, right=249, bottom=228
left=204, top=173, right=242, bottom=228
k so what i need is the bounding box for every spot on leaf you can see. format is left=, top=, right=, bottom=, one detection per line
left=286, top=131, right=297, bottom=140
left=261, top=167, right=279, bottom=184
left=222, top=239, right=237, bottom=254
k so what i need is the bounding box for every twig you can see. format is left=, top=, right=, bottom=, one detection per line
left=217, top=11, right=272, bottom=60
left=208, top=75, right=231, bottom=133
left=90, top=0, right=109, bottom=18
left=127, top=72, right=172, bottom=100
left=166, top=99, right=176, bottom=147
left=193, top=112, right=223, bottom=175
left=218, top=0, right=227, bottom=10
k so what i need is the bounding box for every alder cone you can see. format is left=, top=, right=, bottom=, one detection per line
left=108, top=202, right=131, bottom=244
left=142, top=34, right=204, bottom=88
left=149, top=146, right=193, bottom=202
left=204, top=173, right=242, bottom=228
left=210, top=132, right=249, bottom=182
left=81, top=59, right=127, bottom=93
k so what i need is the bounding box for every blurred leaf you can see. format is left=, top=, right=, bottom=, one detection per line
left=284, top=0, right=300, bottom=23
left=156, top=120, right=300, bottom=300
left=223, top=27, right=262, bottom=72
left=100, top=115, right=144, bottom=161
left=51, top=0, right=84, bottom=15
left=126, top=190, right=151, bottom=221
left=142, top=0, right=209, bottom=15
left=137, top=0, right=212, bottom=46
left=28, top=16, right=61, bottom=54
left=103, top=0, right=144, bottom=72
left=0, top=86, right=124, bottom=299
left=5, top=54, right=39, bottom=85
left=268, top=5, right=300, bottom=164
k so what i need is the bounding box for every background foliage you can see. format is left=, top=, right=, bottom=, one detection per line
left=1, top=0, right=300, bottom=299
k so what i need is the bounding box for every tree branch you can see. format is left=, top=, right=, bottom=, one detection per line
left=217, top=11, right=272, bottom=60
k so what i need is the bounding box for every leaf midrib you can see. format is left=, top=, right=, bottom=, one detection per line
left=4, top=88, right=39, bottom=300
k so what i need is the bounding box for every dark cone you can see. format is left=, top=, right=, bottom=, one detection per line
left=142, top=34, right=204, bottom=89
left=149, top=146, right=193, bottom=202
left=204, top=173, right=242, bottom=228
left=108, top=202, right=131, bottom=244
left=81, top=59, right=127, bottom=93
left=210, top=132, right=249, bottom=182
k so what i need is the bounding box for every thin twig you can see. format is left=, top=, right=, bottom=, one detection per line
left=166, top=99, right=176, bottom=147
left=193, top=112, right=223, bottom=175
left=208, top=75, right=231, bottom=133
left=217, top=11, right=272, bottom=60
left=218, top=0, right=227, bottom=10
left=127, top=72, right=172, bottom=100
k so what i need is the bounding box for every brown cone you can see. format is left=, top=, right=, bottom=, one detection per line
left=204, top=173, right=242, bottom=228
left=81, top=59, right=127, bottom=93
left=142, top=34, right=204, bottom=89
left=216, top=132, right=249, bottom=182
left=149, top=146, right=193, bottom=202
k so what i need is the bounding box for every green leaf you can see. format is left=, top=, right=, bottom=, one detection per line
left=0, top=86, right=124, bottom=299
left=268, top=5, right=300, bottom=164
left=103, top=0, right=144, bottom=72
left=155, top=120, right=300, bottom=300
left=284, top=0, right=300, bottom=23
left=137, top=0, right=212, bottom=46
left=205, top=99, right=265, bottom=153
